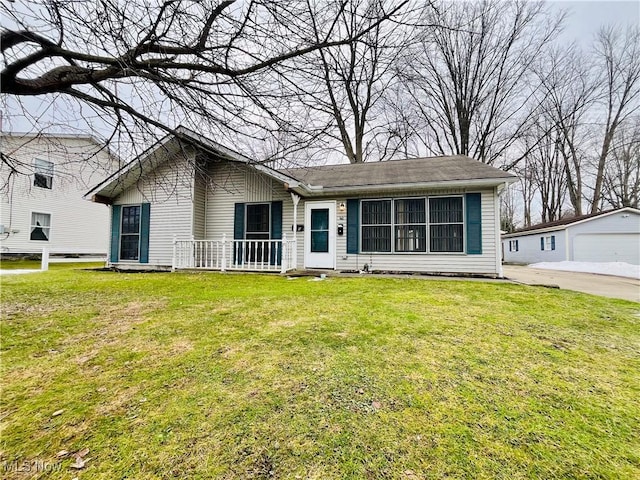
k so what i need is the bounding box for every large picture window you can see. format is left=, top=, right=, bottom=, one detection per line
left=361, top=200, right=391, bottom=252
left=429, top=197, right=464, bottom=252
left=120, top=205, right=141, bottom=260
left=30, top=212, right=51, bottom=241
left=34, top=159, right=54, bottom=189
left=361, top=197, right=465, bottom=253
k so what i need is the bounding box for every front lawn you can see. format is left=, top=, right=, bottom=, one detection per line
left=1, top=270, right=638, bottom=479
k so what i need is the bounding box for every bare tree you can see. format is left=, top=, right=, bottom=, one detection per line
left=602, top=118, right=640, bottom=208
left=399, top=0, right=563, bottom=166
left=500, top=185, right=519, bottom=233
left=1, top=0, right=409, bottom=172
left=532, top=46, right=596, bottom=216
left=589, top=26, right=640, bottom=213
left=280, top=0, right=418, bottom=164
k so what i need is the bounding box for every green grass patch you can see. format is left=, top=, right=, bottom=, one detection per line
left=1, top=270, right=639, bottom=479
left=0, top=260, right=105, bottom=270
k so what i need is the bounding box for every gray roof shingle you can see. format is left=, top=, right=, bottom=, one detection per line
left=280, top=155, right=515, bottom=188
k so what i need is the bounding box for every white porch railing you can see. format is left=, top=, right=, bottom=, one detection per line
left=172, top=234, right=296, bottom=273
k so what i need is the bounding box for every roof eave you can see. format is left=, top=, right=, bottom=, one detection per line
left=292, top=177, right=516, bottom=197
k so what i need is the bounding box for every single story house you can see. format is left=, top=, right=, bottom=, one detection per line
left=86, top=127, right=517, bottom=276
left=502, top=207, right=640, bottom=265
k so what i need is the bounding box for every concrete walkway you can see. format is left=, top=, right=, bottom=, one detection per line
left=503, top=265, right=640, bottom=303
left=0, top=269, right=41, bottom=275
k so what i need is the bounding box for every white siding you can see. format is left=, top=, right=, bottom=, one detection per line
left=205, top=168, right=501, bottom=275
left=502, top=230, right=567, bottom=264
left=567, top=211, right=640, bottom=263
left=0, top=135, right=118, bottom=254
left=193, top=171, right=207, bottom=239
left=112, top=150, right=196, bottom=266
left=331, top=189, right=500, bottom=275
left=503, top=210, right=640, bottom=265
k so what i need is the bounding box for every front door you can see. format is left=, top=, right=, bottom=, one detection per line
left=304, top=201, right=336, bottom=269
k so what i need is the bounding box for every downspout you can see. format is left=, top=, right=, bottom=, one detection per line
left=290, top=192, right=300, bottom=270
left=495, top=182, right=508, bottom=278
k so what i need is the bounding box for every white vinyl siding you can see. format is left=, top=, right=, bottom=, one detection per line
left=110, top=154, right=503, bottom=274
left=112, top=150, right=196, bottom=266
left=335, top=189, right=499, bottom=275
left=0, top=135, right=116, bottom=254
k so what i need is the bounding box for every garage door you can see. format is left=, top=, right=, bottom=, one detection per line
left=573, top=233, right=640, bottom=264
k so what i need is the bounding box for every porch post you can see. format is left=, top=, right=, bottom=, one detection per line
left=221, top=233, right=227, bottom=272
left=290, top=192, right=300, bottom=270
left=41, top=247, right=49, bottom=271
left=171, top=235, right=177, bottom=272
left=281, top=233, right=288, bottom=274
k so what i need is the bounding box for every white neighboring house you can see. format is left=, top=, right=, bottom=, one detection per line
left=0, top=133, right=118, bottom=256
left=502, top=207, right=640, bottom=265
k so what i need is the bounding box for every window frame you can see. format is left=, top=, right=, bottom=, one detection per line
left=360, top=198, right=392, bottom=253
left=33, top=158, right=54, bottom=190
left=394, top=197, right=427, bottom=253
left=358, top=195, right=467, bottom=255
left=509, top=239, right=519, bottom=252
left=245, top=203, right=271, bottom=240
left=29, top=211, right=52, bottom=242
left=427, top=195, right=465, bottom=254
left=542, top=235, right=555, bottom=251
left=119, top=204, right=142, bottom=262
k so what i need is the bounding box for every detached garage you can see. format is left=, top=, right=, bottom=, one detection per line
left=502, top=207, right=640, bottom=265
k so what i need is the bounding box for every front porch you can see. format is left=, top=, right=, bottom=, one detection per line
left=172, top=235, right=297, bottom=273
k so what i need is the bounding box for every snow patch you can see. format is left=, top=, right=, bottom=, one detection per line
left=529, top=261, right=640, bottom=279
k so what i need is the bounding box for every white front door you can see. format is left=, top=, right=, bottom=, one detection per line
left=304, top=201, right=336, bottom=269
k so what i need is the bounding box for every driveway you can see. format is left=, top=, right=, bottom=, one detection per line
left=503, top=265, right=640, bottom=303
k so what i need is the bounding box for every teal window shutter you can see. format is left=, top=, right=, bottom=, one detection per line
left=465, top=193, right=482, bottom=254
left=270, top=201, right=283, bottom=265
left=540, top=237, right=544, bottom=250
left=110, top=205, right=121, bottom=262
left=139, top=203, right=150, bottom=263
left=551, top=235, right=556, bottom=251
left=234, top=203, right=245, bottom=239
left=347, top=199, right=359, bottom=254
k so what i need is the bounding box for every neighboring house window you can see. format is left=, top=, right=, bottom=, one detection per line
left=120, top=205, right=141, bottom=260
left=33, top=159, right=54, bottom=189
left=361, top=200, right=392, bottom=252
left=395, top=198, right=427, bottom=252
left=30, top=212, right=51, bottom=241
left=541, top=235, right=556, bottom=251
left=509, top=240, right=519, bottom=252
left=429, top=196, right=464, bottom=253
left=245, top=203, right=270, bottom=262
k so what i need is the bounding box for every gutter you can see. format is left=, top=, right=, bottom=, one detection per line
left=290, top=177, right=517, bottom=197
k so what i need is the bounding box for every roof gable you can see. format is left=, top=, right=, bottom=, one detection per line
left=87, top=129, right=517, bottom=201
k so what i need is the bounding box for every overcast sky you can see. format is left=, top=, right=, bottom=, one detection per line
left=2, top=0, right=639, bottom=137
left=551, top=0, right=639, bottom=45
